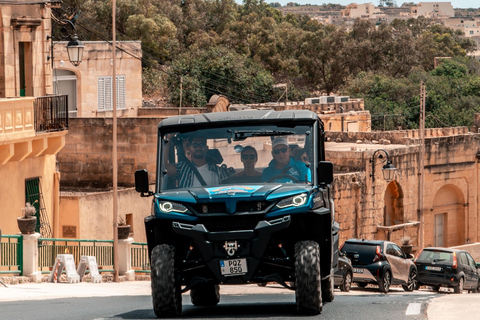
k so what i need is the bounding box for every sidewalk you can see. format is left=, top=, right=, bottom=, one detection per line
left=427, top=292, right=480, bottom=320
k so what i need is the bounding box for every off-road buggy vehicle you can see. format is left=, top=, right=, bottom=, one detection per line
left=135, top=109, right=337, bottom=317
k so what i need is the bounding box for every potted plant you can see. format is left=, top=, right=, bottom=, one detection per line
left=117, top=216, right=131, bottom=240
left=17, top=202, right=37, bottom=234
left=400, top=236, right=413, bottom=256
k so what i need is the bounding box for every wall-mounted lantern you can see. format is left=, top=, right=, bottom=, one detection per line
left=370, top=149, right=397, bottom=183
left=47, top=19, right=84, bottom=67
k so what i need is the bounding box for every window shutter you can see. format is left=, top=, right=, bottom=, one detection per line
left=98, top=77, right=105, bottom=110
left=105, top=77, right=113, bottom=110
left=116, top=75, right=126, bottom=110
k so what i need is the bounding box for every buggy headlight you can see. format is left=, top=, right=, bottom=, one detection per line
left=276, top=193, right=307, bottom=209
left=158, top=201, right=188, bottom=213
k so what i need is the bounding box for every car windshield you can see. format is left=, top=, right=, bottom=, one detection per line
left=416, top=250, right=453, bottom=264
left=160, top=124, right=313, bottom=190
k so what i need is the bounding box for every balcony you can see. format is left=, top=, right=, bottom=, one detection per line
left=0, top=95, right=68, bottom=164
left=34, top=95, right=69, bottom=132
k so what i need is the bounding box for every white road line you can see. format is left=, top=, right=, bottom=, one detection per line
left=406, top=302, right=422, bottom=315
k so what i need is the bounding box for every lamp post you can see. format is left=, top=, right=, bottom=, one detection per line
left=47, top=19, right=84, bottom=68
left=370, top=149, right=397, bottom=183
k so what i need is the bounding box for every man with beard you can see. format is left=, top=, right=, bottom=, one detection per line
left=166, top=137, right=230, bottom=188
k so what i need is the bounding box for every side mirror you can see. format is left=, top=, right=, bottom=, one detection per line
left=318, top=161, right=334, bottom=185
left=135, top=169, right=151, bottom=196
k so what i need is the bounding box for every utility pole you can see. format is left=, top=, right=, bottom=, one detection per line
left=179, top=76, right=183, bottom=115
left=418, top=82, right=426, bottom=249
left=112, top=0, right=119, bottom=282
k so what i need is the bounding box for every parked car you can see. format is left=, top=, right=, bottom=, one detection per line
left=341, top=239, right=417, bottom=293
left=415, top=247, right=480, bottom=293
left=334, top=252, right=353, bottom=292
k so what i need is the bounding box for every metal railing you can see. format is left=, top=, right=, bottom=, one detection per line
left=34, top=95, right=68, bottom=132
left=0, top=235, right=22, bottom=275
left=131, top=242, right=150, bottom=273
left=38, top=238, right=114, bottom=274
left=0, top=236, right=150, bottom=276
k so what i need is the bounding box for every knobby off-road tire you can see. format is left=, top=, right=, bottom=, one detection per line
left=402, top=268, right=418, bottom=292
left=151, top=244, right=182, bottom=317
left=294, top=241, right=322, bottom=315
left=190, top=283, right=220, bottom=306
left=321, top=269, right=335, bottom=302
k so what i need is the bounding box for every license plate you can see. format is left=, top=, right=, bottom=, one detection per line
left=353, top=268, right=364, bottom=274
left=220, top=258, right=247, bottom=276
left=425, top=266, right=442, bottom=271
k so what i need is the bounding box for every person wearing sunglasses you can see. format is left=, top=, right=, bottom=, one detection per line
left=165, top=137, right=230, bottom=188
left=231, top=146, right=262, bottom=180
left=261, top=137, right=311, bottom=183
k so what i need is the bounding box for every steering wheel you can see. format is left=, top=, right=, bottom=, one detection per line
left=267, top=174, right=299, bottom=183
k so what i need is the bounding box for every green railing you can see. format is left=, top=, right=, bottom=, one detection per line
left=0, top=236, right=149, bottom=276
left=0, top=235, right=23, bottom=275
left=131, top=242, right=150, bottom=273
left=38, top=238, right=114, bottom=274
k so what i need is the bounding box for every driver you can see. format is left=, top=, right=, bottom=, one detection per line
left=261, top=137, right=311, bottom=183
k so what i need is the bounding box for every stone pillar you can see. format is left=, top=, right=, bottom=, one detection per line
left=118, top=237, right=135, bottom=281
left=22, top=233, right=42, bottom=282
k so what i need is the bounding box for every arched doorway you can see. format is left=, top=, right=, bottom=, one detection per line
left=384, top=180, right=404, bottom=226
left=429, top=185, right=465, bottom=247
left=53, top=69, right=78, bottom=118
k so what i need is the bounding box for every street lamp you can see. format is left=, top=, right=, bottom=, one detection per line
left=47, top=19, right=84, bottom=67
left=370, top=149, right=397, bottom=183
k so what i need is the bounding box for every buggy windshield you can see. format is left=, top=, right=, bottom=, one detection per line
left=160, top=124, right=313, bottom=190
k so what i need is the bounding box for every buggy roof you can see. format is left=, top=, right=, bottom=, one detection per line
left=158, top=109, right=319, bottom=130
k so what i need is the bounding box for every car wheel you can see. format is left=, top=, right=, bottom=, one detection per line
left=454, top=277, right=464, bottom=294
left=474, top=281, right=480, bottom=293
left=190, top=283, right=220, bottom=306
left=294, top=241, right=322, bottom=315
left=151, top=244, right=182, bottom=317
left=378, top=270, right=391, bottom=293
left=402, top=269, right=418, bottom=292
left=340, top=272, right=352, bottom=292
left=257, top=282, right=268, bottom=287
left=321, top=269, right=335, bottom=303
left=356, top=282, right=368, bottom=288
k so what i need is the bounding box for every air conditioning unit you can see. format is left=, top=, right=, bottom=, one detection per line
left=335, top=96, right=350, bottom=103
left=305, top=98, right=322, bottom=104
left=320, top=96, right=336, bottom=103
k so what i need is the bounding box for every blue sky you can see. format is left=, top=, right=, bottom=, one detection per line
left=238, top=1, right=479, bottom=9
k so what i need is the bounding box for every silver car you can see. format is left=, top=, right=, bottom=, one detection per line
left=341, top=239, right=418, bottom=293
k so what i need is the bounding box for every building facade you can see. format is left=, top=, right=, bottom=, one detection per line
left=0, top=1, right=67, bottom=237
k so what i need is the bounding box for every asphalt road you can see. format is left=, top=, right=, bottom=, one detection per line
left=0, top=284, right=438, bottom=320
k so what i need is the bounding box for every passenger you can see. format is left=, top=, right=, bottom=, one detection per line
left=262, top=137, right=311, bottom=183
left=231, top=146, right=262, bottom=178
left=292, top=147, right=309, bottom=164
left=165, top=137, right=230, bottom=188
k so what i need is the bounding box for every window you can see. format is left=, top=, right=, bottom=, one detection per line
left=98, top=75, right=126, bottom=111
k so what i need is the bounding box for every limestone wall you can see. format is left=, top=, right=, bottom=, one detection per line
left=58, top=117, right=162, bottom=188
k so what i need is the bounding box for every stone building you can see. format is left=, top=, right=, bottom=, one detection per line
left=0, top=1, right=67, bottom=237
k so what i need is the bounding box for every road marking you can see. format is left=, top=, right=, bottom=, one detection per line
left=406, top=302, right=422, bottom=315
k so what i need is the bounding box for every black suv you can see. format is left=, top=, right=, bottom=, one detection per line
left=341, top=239, right=417, bottom=293
left=415, top=247, right=480, bottom=293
